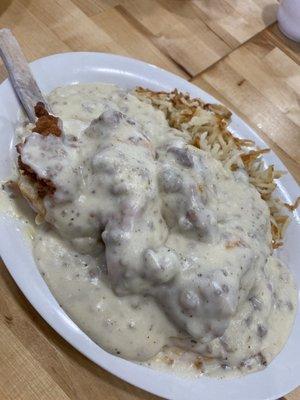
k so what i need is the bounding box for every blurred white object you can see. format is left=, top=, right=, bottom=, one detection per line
left=277, top=0, right=300, bottom=42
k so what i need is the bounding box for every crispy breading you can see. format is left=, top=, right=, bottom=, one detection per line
left=16, top=102, right=60, bottom=217
left=33, top=102, right=62, bottom=136
left=16, top=142, right=56, bottom=198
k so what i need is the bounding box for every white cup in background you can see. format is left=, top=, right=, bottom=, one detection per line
left=277, top=0, right=300, bottom=42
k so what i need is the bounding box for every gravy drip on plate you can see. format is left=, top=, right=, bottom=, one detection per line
left=18, top=83, right=296, bottom=376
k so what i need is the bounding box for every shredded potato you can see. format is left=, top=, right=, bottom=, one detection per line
left=135, top=87, right=298, bottom=248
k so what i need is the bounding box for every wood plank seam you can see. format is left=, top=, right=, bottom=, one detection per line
left=190, top=22, right=291, bottom=82
left=264, top=28, right=300, bottom=65
left=190, top=0, right=279, bottom=46
left=186, top=3, right=235, bottom=50
left=113, top=4, right=193, bottom=78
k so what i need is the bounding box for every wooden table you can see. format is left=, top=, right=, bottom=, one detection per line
left=0, top=1, right=299, bottom=399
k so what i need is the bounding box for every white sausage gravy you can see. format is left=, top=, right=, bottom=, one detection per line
left=16, top=83, right=297, bottom=377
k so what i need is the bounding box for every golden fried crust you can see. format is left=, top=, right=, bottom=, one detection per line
left=16, top=142, right=56, bottom=199
left=33, top=102, right=62, bottom=137
left=16, top=102, right=60, bottom=216
left=34, top=102, right=49, bottom=117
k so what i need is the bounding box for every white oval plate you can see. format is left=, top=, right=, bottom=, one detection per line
left=0, top=53, right=299, bottom=400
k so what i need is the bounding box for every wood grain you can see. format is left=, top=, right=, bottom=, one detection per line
left=101, top=0, right=231, bottom=76
left=192, top=0, right=279, bottom=47
left=92, top=5, right=189, bottom=78
left=191, top=26, right=300, bottom=183
left=0, top=1, right=299, bottom=399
